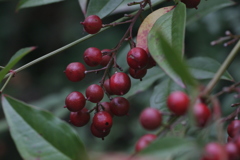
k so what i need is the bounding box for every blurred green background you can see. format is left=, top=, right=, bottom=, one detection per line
left=0, top=0, right=240, bottom=159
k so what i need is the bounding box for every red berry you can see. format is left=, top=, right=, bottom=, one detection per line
left=225, top=142, right=240, bottom=160
left=145, top=54, right=156, bottom=69
left=135, top=134, right=157, bottom=152
left=83, top=47, right=102, bottom=67
left=129, top=68, right=147, bottom=79
left=69, top=108, right=90, bottom=127
left=104, top=79, right=114, bottom=95
left=227, top=120, right=240, bottom=138
left=110, top=97, right=130, bottom=116
left=80, top=15, right=102, bottom=34
left=98, top=102, right=114, bottom=117
left=127, top=47, right=149, bottom=70
left=100, top=49, right=112, bottom=67
left=181, top=0, right=201, bottom=9
left=234, top=136, right=240, bottom=152
left=90, top=123, right=110, bottom=138
left=92, top=111, right=113, bottom=132
left=139, top=107, right=162, bottom=130
left=65, top=62, right=86, bottom=82
left=167, top=91, right=190, bottom=116
left=110, top=72, right=131, bottom=95
left=65, top=91, right=86, bottom=112
left=85, top=84, right=104, bottom=103
left=201, top=142, right=228, bottom=160
left=193, top=103, right=211, bottom=127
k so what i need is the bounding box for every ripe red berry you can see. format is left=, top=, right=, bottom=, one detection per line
left=167, top=91, right=190, bottom=116
left=103, top=78, right=114, bottom=95
left=235, top=136, right=240, bottom=151
left=139, top=107, right=162, bottom=130
left=135, top=134, right=157, bottom=152
left=92, top=111, right=113, bottom=132
left=100, top=49, right=112, bottom=67
left=110, top=72, right=131, bottom=95
left=227, top=120, right=240, bottom=138
left=98, top=102, right=114, bottom=117
left=129, top=68, right=147, bottom=79
left=65, top=91, right=86, bottom=112
left=145, top=54, right=156, bottom=69
left=181, top=0, right=201, bottom=9
left=65, top=62, right=86, bottom=82
left=225, top=142, right=240, bottom=160
left=83, top=47, right=102, bottom=67
left=80, top=15, right=102, bottom=34
left=193, top=103, right=211, bottom=127
left=201, top=142, right=228, bottom=160
left=90, top=123, right=110, bottom=139
left=85, top=84, right=104, bottom=103
left=110, top=97, right=130, bottom=116
left=127, top=47, right=149, bottom=70
left=69, top=108, right=90, bottom=127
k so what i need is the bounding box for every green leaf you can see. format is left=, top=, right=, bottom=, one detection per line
left=148, top=2, right=197, bottom=87
left=17, top=0, right=64, bottom=10
left=86, top=0, right=123, bottom=19
left=186, top=0, right=235, bottom=25
left=139, top=136, right=200, bottom=159
left=2, top=95, right=88, bottom=160
left=0, top=47, right=36, bottom=84
left=188, top=57, right=234, bottom=81
left=150, top=78, right=183, bottom=111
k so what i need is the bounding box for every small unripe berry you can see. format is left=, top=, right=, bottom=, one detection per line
left=69, top=108, right=90, bottom=127
left=92, top=111, right=113, bottom=132
left=80, top=15, right=102, bottom=34
left=139, top=107, right=162, bottom=130
left=65, top=91, right=86, bottom=112
left=127, top=47, right=149, bottom=70
left=65, top=62, right=86, bottom=82
left=193, top=103, right=211, bottom=127
left=110, top=72, right=131, bottom=95
left=167, top=91, right=189, bottom=116
left=227, top=120, right=240, bottom=138
left=83, top=47, right=102, bottom=67
left=135, top=134, right=157, bottom=152
left=85, top=84, right=104, bottom=103
left=110, top=97, right=130, bottom=116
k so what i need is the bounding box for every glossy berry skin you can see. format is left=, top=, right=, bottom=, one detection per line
left=104, top=79, right=114, bottom=95
left=85, top=84, right=104, bottom=103
left=167, top=91, right=190, bottom=116
left=80, top=15, right=102, bottom=34
left=127, top=47, right=149, bottom=70
left=65, top=62, right=86, bottom=82
left=83, top=47, right=102, bottom=67
left=139, top=108, right=162, bottom=130
left=90, top=123, right=110, bottom=138
left=69, top=108, right=90, bottom=127
left=129, top=68, right=147, bottom=79
left=110, top=97, right=130, bottom=116
left=227, top=120, right=240, bottom=138
left=225, top=142, right=240, bottom=160
left=92, top=111, right=113, bottom=132
left=181, top=0, right=201, bottom=9
left=135, top=134, right=157, bottom=152
left=201, top=143, right=228, bottom=160
left=193, top=103, right=211, bottom=127
left=110, top=72, right=131, bottom=95
left=65, top=91, right=86, bottom=112
left=98, top=102, right=114, bottom=117
left=100, top=49, right=112, bottom=67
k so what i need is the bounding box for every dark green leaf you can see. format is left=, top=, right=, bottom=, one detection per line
left=186, top=0, right=235, bottom=25
left=187, top=57, right=234, bottom=81
left=86, top=0, right=123, bottom=19
left=0, top=47, right=36, bottom=84
left=2, top=95, right=88, bottom=160
left=17, top=0, right=64, bottom=10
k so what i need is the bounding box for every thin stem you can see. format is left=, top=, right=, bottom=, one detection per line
left=85, top=67, right=107, bottom=74
left=202, top=40, right=240, bottom=97
left=0, top=73, right=13, bottom=93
